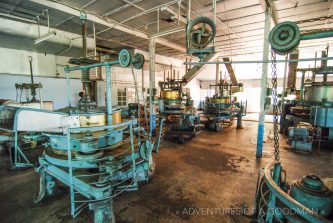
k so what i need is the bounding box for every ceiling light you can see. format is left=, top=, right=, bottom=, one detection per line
left=34, top=31, right=56, bottom=44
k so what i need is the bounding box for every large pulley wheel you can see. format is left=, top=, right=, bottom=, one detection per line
left=187, top=16, right=216, bottom=48
left=269, top=21, right=301, bottom=55
left=118, top=49, right=131, bottom=67
left=132, top=53, right=145, bottom=69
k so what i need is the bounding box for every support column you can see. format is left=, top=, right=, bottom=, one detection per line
left=149, top=37, right=156, bottom=136
left=256, top=9, right=271, bottom=158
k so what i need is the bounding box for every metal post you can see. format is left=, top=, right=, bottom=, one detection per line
left=300, top=71, right=305, bottom=102
left=256, top=9, right=271, bottom=158
left=215, top=60, right=219, bottom=93
left=149, top=37, right=156, bottom=136
left=65, top=69, right=72, bottom=108
left=105, top=65, right=113, bottom=125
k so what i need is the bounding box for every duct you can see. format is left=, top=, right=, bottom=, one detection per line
left=0, top=18, right=95, bottom=54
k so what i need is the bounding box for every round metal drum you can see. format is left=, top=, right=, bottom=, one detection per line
left=304, top=85, right=333, bottom=103
left=161, top=90, right=180, bottom=100
left=112, top=110, right=122, bottom=124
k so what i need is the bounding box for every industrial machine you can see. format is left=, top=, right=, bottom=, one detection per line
left=250, top=19, right=333, bottom=223
left=204, top=79, right=246, bottom=132
left=278, top=50, right=333, bottom=153
left=158, top=74, right=200, bottom=144
left=0, top=56, right=53, bottom=168
left=1, top=11, right=160, bottom=222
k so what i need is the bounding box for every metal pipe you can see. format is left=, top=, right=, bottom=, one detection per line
left=81, top=13, right=87, bottom=58
left=184, top=57, right=333, bottom=65
left=301, top=31, right=333, bottom=41
left=65, top=69, right=72, bottom=108
left=300, top=71, right=306, bottom=102
left=213, top=0, right=216, bottom=46
left=65, top=61, right=119, bottom=71
left=215, top=60, right=219, bottom=93
left=187, top=0, right=191, bottom=22
left=105, top=65, right=113, bottom=125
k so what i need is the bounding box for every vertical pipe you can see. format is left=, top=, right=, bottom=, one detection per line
left=300, top=71, right=305, bottom=102
left=93, top=22, right=97, bottom=78
left=213, top=0, right=216, bottom=46
left=187, top=0, right=191, bottom=22
left=65, top=69, right=72, bottom=108
left=105, top=65, right=113, bottom=125
left=256, top=9, right=271, bottom=158
left=81, top=17, right=87, bottom=58
left=149, top=37, right=156, bottom=136
left=215, top=59, right=219, bottom=93
left=164, top=70, right=166, bottom=82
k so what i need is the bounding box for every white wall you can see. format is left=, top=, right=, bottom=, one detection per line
left=0, top=47, right=168, bottom=109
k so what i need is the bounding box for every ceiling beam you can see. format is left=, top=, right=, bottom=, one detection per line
left=259, top=0, right=277, bottom=25
left=30, top=0, right=186, bottom=53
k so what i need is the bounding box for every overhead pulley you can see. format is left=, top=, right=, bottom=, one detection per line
left=269, top=21, right=301, bottom=55
left=118, top=49, right=145, bottom=69
left=187, top=16, right=216, bottom=49
left=132, top=53, right=145, bottom=69
left=118, top=49, right=132, bottom=67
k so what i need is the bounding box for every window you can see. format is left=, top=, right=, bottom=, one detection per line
left=117, top=87, right=137, bottom=106
left=117, top=89, right=127, bottom=106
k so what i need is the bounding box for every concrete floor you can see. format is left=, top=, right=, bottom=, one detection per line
left=0, top=121, right=333, bottom=223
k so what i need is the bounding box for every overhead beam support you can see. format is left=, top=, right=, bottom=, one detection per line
left=222, top=58, right=239, bottom=86
left=259, top=0, right=277, bottom=25
left=30, top=0, right=186, bottom=53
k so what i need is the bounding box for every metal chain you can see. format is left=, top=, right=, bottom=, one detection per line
left=296, top=15, right=333, bottom=24
left=270, top=49, right=280, bottom=162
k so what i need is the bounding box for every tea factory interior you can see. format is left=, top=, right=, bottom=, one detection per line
left=1, top=0, right=333, bottom=222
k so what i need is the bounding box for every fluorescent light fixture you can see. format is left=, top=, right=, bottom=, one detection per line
left=34, top=31, right=56, bottom=44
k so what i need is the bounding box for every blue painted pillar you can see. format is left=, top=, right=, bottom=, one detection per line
left=149, top=37, right=156, bottom=136
left=256, top=9, right=271, bottom=158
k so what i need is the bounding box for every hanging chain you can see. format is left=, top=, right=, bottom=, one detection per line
left=296, top=15, right=333, bottom=24
left=270, top=49, right=280, bottom=162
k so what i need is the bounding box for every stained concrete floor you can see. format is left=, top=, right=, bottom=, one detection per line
left=0, top=121, right=333, bottom=223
